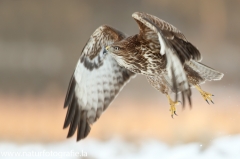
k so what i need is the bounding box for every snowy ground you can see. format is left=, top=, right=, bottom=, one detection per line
left=1, top=135, right=240, bottom=159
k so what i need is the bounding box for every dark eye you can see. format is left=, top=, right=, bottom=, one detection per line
left=114, top=46, right=120, bottom=50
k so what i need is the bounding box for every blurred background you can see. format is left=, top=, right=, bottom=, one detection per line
left=1, top=0, right=240, bottom=158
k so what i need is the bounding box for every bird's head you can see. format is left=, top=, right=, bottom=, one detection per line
left=105, top=35, right=139, bottom=58
left=105, top=35, right=141, bottom=69
left=105, top=39, right=134, bottom=67
left=105, top=43, right=126, bottom=57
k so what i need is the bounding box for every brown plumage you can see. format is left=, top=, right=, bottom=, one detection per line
left=63, top=12, right=224, bottom=141
left=107, top=12, right=223, bottom=106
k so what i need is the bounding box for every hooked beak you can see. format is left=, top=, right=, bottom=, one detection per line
left=106, top=46, right=110, bottom=51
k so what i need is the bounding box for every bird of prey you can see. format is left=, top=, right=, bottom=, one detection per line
left=63, top=12, right=224, bottom=141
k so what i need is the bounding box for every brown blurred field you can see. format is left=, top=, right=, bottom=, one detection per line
left=1, top=84, right=239, bottom=145
left=1, top=0, right=240, bottom=146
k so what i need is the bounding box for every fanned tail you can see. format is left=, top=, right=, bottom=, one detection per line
left=186, top=60, right=224, bottom=81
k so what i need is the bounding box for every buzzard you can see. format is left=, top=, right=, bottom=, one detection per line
left=63, top=12, right=224, bottom=141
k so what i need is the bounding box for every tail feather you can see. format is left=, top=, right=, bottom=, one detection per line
left=187, top=60, right=224, bottom=81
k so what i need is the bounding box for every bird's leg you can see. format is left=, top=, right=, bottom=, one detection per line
left=166, top=94, right=180, bottom=118
left=195, top=85, right=214, bottom=104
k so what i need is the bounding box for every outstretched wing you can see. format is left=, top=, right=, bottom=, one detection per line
left=63, top=25, right=135, bottom=141
left=132, top=12, right=199, bottom=107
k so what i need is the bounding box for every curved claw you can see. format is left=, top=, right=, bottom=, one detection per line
left=174, top=111, right=178, bottom=116
left=196, top=85, right=215, bottom=104
left=206, top=100, right=209, bottom=104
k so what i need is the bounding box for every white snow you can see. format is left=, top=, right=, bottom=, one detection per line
left=1, top=135, right=240, bottom=159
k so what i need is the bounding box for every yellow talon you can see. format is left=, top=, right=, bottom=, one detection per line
left=195, top=85, right=214, bottom=104
left=167, top=95, right=180, bottom=118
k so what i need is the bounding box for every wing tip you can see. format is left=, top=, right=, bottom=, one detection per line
left=132, top=12, right=144, bottom=19
left=63, top=123, right=68, bottom=129
left=77, top=123, right=91, bottom=142
left=64, top=74, right=76, bottom=108
left=64, top=105, right=92, bottom=142
left=63, top=94, right=77, bottom=129
left=132, top=12, right=140, bottom=17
